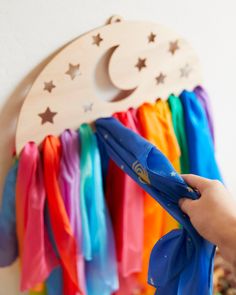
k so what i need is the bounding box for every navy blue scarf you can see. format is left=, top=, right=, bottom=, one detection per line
left=95, top=117, right=215, bottom=295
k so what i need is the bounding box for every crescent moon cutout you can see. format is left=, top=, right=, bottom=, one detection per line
left=93, top=45, right=137, bottom=103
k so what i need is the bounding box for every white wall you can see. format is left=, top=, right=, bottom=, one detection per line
left=0, top=0, right=235, bottom=294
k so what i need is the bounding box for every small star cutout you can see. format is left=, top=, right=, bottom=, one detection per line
left=169, top=40, right=179, bottom=55
left=135, top=58, right=147, bottom=71
left=156, top=72, right=166, bottom=85
left=121, top=165, right=124, bottom=170
left=104, top=133, right=108, bottom=139
left=65, top=63, right=81, bottom=80
left=83, top=103, right=93, bottom=113
left=92, top=33, right=103, bottom=46
left=44, top=81, right=56, bottom=93
left=38, top=107, right=57, bottom=125
left=180, top=63, right=192, bottom=78
left=148, top=32, right=156, bottom=43
left=170, top=171, right=177, bottom=176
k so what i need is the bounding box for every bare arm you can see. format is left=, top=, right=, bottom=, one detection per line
left=179, top=174, right=236, bottom=274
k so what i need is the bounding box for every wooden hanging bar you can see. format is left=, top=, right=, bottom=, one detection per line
left=15, top=16, right=202, bottom=155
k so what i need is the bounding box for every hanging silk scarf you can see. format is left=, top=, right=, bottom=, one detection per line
left=106, top=109, right=144, bottom=276
left=194, top=86, right=215, bottom=144
left=95, top=117, right=215, bottom=295
left=0, top=160, right=18, bottom=266
left=154, top=100, right=181, bottom=171
left=180, top=90, right=222, bottom=180
left=136, top=101, right=180, bottom=293
left=79, top=123, right=118, bottom=295
left=168, top=94, right=190, bottom=174
left=16, top=142, right=58, bottom=292
left=42, top=136, right=80, bottom=295
left=59, top=130, right=86, bottom=294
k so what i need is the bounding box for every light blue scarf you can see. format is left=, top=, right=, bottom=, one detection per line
left=79, top=123, right=118, bottom=295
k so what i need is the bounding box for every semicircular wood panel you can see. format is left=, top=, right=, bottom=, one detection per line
left=15, top=18, right=202, bottom=154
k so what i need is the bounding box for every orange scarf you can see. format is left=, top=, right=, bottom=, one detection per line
left=136, top=100, right=180, bottom=294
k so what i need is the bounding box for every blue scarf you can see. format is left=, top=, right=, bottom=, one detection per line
left=95, top=117, right=215, bottom=295
left=180, top=90, right=222, bottom=181
left=0, top=161, right=18, bottom=266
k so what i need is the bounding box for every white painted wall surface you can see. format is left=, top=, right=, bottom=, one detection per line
left=0, top=0, right=235, bottom=294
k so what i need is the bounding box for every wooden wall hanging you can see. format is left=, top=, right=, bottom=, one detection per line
left=15, top=15, right=202, bottom=155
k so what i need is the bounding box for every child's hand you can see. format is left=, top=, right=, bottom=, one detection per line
left=179, top=174, right=236, bottom=271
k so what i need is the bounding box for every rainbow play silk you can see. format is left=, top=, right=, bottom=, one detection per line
left=16, top=142, right=58, bottom=291
left=79, top=124, right=118, bottom=295
left=0, top=161, right=18, bottom=266
left=95, top=117, right=215, bottom=295
left=59, top=130, right=86, bottom=294
left=180, top=90, right=222, bottom=180
left=168, top=94, right=190, bottom=174
left=42, top=136, right=80, bottom=295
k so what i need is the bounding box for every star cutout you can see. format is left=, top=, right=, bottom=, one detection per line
left=135, top=58, right=147, bottom=71
left=156, top=72, right=166, bottom=85
left=83, top=103, right=93, bottom=113
left=170, top=171, right=177, bottom=176
left=92, top=33, right=103, bottom=46
left=44, top=80, right=56, bottom=93
left=65, top=63, right=81, bottom=80
left=169, top=40, right=179, bottom=55
left=148, top=32, right=156, bottom=43
left=180, top=63, right=192, bottom=78
left=38, top=107, right=57, bottom=125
